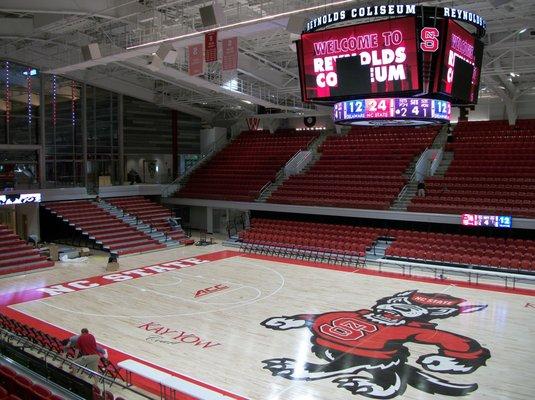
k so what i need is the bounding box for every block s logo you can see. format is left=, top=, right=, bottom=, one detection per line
left=420, top=27, right=440, bottom=52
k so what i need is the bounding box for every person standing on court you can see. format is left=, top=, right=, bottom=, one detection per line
left=75, top=328, right=101, bottom=385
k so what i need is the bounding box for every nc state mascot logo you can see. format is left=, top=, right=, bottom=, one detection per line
left=261, top=290, right=490, bottom=398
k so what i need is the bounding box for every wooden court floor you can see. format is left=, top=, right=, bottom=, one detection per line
left=1, top=245, right=534, bottom=400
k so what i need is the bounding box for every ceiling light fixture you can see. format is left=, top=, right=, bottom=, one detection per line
left=127, top=0, right=356, bottom=50
left=518, top=27, right=528, bottom=34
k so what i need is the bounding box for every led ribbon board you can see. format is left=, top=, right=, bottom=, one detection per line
left=0, top=193, right=42, bottom=206
left=304, top=5, right=487, bottom=37
left=461, top=214, right=512, bottom=228
left=333, top=98, right=451, bottom=125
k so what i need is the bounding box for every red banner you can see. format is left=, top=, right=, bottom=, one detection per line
left=188, top=44, right=203, bottom=76
left=205, top=31, right=218, bottom=62
left=222, top=37, right=238, bottom=71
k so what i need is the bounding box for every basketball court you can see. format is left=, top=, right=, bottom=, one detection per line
left=1, top=247, right=533, bottom=399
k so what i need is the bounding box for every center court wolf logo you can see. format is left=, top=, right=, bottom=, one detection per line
left=261, top=290, right=490, bottom=398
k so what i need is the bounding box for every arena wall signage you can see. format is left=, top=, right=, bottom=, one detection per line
left=461, top=214, right=512, bottom=228
left=333, top=97, right=451, bottom=125
left=0, top=193, right=42, bottom=206
left=304, top=5, right=486, bottom=36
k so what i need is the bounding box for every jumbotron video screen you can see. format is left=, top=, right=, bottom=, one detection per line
left=298, top=17, right=421, bottom=102
left=436, top=19, right=484, bottom=104
left=297, top=12, right=485, bottom=107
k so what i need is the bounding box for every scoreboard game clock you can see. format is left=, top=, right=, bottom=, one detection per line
left=461, top=214, right=513, bottom=228
left=296, top=4, right=486, bottom=126
left=333, top=98, right=451, bottom=125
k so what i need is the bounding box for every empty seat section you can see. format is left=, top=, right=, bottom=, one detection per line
left=385, top=229, right=535, bottom=271
left=105, top=196, right=187, bottom=242
left=268, top=125, right=438, bottom=209
left=0, top=224, right=54, bottom=276
left=177, top=129, right=317, bottom=201
left=239, top=218, right=383, bottom=258
left=44, top=201, right=165, bottom=255
left=408, top=120, right=535, bottom=218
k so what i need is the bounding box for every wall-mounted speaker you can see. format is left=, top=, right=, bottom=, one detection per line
left=81, top=43, right=101, bottom=61
left=199, top=3, right=224, bottom=27
left=155, top=43, right=177, bottom=63
left=147, top=55, right=163, bottom=71
left=147, top=43, right=178, bottom=71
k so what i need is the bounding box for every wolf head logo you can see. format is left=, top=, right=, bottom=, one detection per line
left=261, top=289, right=490, bottom=399
left=366, top=290, right=487, bottom=326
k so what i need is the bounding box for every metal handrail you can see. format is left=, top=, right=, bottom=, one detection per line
left=161, top=134, right=234, bottom=197
left=294, top=151, right=312, bottom=172
left=396, top=184, right=409, bottom=201
left=286, top=149, right=302, bottom=167
left=410, top=146, right=429, bottom=182
left=0, top=327, right=155, bottom=399
left=258, top=181, right=272, bottom=197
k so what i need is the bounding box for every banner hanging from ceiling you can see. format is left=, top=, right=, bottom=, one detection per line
left=205, top=31, right=218, bottom=62
left=188, top=43, right=204, bottom=76
left=222, top=37, right=238, bottom=71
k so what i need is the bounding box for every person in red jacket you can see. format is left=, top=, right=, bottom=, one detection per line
left=74, top=328, right=101, bottom=385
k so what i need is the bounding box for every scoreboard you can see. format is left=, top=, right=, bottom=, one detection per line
left=461, top=214, right=512, bottom=228
left=299, top=17, right=421, bottom=102
left=297, top=5, right=486, bottom=110
left=333, top=98, right=450, bottom=125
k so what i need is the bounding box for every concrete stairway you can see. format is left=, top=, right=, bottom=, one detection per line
left=256, top=170, right=286, bottom=202
left=433, top=151, right=454, bottom=177
left=430, top=124, right=450, bottom=149
left=366, top=238, right=392, bottom=263
left=390, top=181, right=419, bottom=211
left=402, top=155, right=419, bottom=179
left=256, top=131, right=332, bottom=203
left=98, top=201, right=182, bottom=248
left=0, top=224, right=54, bottom=276
left=43, top=201, right=166, bottom=255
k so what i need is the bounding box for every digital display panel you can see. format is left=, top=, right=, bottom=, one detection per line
left=438, top=19, right=483, bottom=104
left=299, top=17, right=421, bottom=102
left=461, top=214, right=512, bottom=228
left=333, top=98, right=451, bottom=124
left=0, top=193, right=42, bottom=206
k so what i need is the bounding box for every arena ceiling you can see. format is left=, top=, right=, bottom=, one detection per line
left=0, top=0, right=534, bottom=124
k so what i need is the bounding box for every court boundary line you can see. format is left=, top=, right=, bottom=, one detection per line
left=2, top=249, right=533, bottom=400
left=0, top=305, right=248, bottom=400
left=240, top=252, right=535, bottom=296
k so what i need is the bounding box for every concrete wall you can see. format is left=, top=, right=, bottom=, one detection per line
left=189, top=206, right=207, bottom=231
left=15, top=203, right=39, bottom=240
